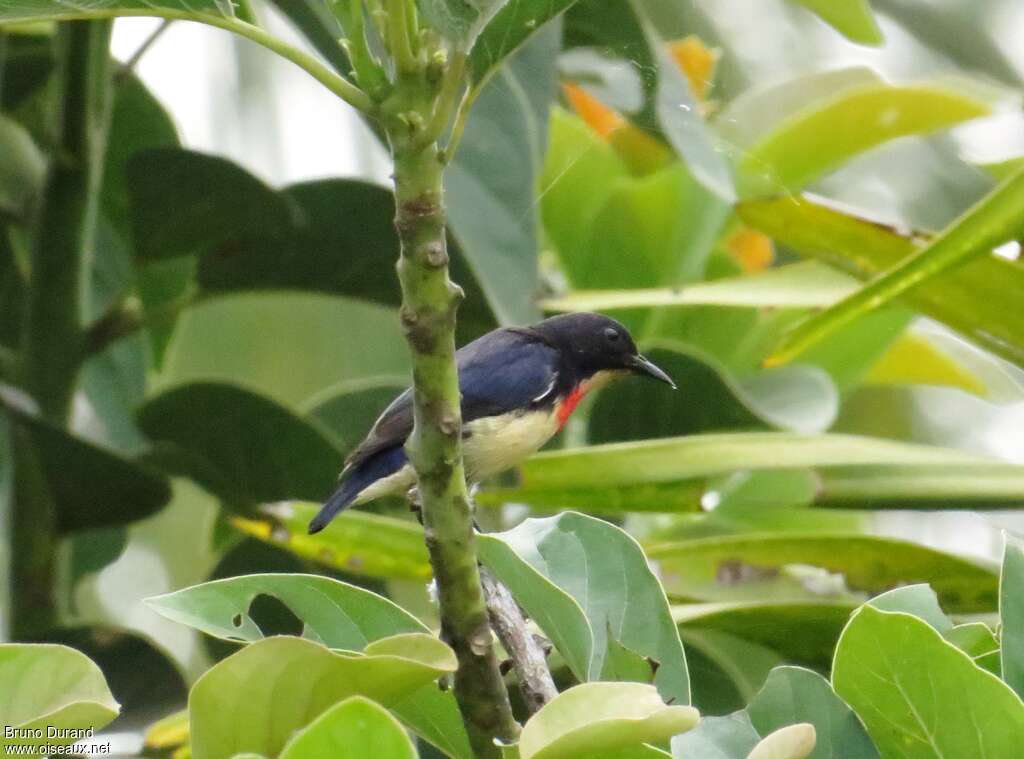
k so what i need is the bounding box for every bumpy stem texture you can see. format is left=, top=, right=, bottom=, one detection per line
left=391, top=142, right=519, bottom=756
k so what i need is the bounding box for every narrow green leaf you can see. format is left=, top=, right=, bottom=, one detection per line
left=789, top=0, right=882, bottom=45
left=469, top=0, right=579, bottom=83
left=649, top=533, right=998, bottom=612
left=739, top=82, right=989, bottom=197
left=278, top=697, right=417, bottom=759
left=0, top=644, right=120, bottom=751
left=738, top=195, right=1024, bottom=368
left=540, top=262, right=859, bottom=312
left=0, top=0, right=232, bottom=22
left=189, top=635, right=456, bottom=759
left=231, top=503, right=432, bottom=581
left=479, top=512, right=691, bottom=705
left=1001, top=533, right=1024, bottom=698
left=519, top=682, right=699, bottom=759
left=833, top=606, right=1024, bottom=757
left=137, top=381, right=341, bottom=510
left=768, top=168, right=1024, bottom=366
left=746, top=667, right=877, bottom=759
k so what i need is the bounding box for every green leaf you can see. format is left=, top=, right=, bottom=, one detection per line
left=128, top=150, right=496, bottom=340
left=189, top=635, right=456, bottom=759
left=746, top=724, right=816, bottom=759
left=649, top=534, right=998, bottom=612
left=680, top=629, right=781, bottom=709
left=0, top=644, right=120, bottom=750
left=673, top=601, right=855, bottom=672
left=137, top=381, right=341, bottom=510
left=519, top=682, right=699, bottom=759
left=230, top=503, right=432, bottom=581
left=789, top=0, right=882, bottom=45
left=767, top=167, right=1024, bottom=367
left=146, top=573, right=472, bottom=759
left=160, top=293, right=410, bottom=408
left=279, top=696, right=417, bottom=759
left=746, top=667, right=877, bottom=759
left=416, top=0, right=507, bottom=48
left=146, top=572, right=425, bottom=648
left=737, top=195, right=1024, bottom=369
left=540, top=262, right=860, bottom=312
left=671, top=713, right=760, bottom=759
left=833, top=606, right=1024, bottom=757
left=7, top=406, right=171, bottom=532
left=738, top=82, right=990, bottom=198
left=479, top=512, right=691, bottom=705
left=303, top=379, right=407, bottom=455
left=0, top=0, right=233, bottom=22
left=866, top=584, right=952, bottom=633
left=1001, top=534, right=1024, bottom=698
left=480, top=432, right=1024, bottom=513
left=636, top=4, right=735, bottom=201
left=446, top=20, right=558, bottom=324
left=945, top=622, right=1000, bottom=676
left=588, top=348, right=838, bottom=441
left=0, top=114, right=45, bottom=221
left=469, top=0, right=579, bottom=83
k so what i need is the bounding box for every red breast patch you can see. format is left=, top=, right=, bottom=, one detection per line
left=556, top=385, right=587, bottom=430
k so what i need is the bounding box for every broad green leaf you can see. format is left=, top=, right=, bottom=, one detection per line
left=0, top=114, right=45, bottom=220
left=127, top=151, right=495, bottom=340
left=671, top=713, right=760, bottom=759
left=416, top=0, right=506, bottom=48
left=588, top=348, right=838, bottom=441
left=230, top=502, right=432, bottom=581
left=160, top=294, right=410, bottom=408
left=866, top=584, right=952, bottom=633
left=189, top=635, right=456, bottom=759
left=746, top=667, right=877, bottom=759
left=447, top=21, right=558, bottom=324
left=540, top=262, right=859, bottom=312
left=945, top=622, right=1000, bottom=676
left=278, top=696, right=416, bottom=759
left=764, top=167, right=1024, bottom=367
left=746, top=724, right=816, bottom=759
left=789, top=0, right=882, bottom=45
left=0, top=644, right=120, bottom=750
left=518, top=682, right=699, bottom=759
left=479, top=512, right=690, bottom=705
left=738, top=196, right=1024, bottom=368
left=146, top=573, right=472, bottom=759
left=738, top=82, right=989, bottom=197
left=469, top=0, right=579, bottom=83
left=1001, top=534, right=1024, bottom=698
left=303, top=379, right=407, bottom=455
left=146, top=573, right=425, bottom=649
left=649, top=534, right=998, bottom=612
left=680, top=629, right=781, bottom=708
left=266, top=0, right=349, bottom=76
left=137, top=381, right=341, bottom=510
left=833, top=606, right=1024, bottom=757
left=673, top=601, right=854, bottom=672
left=7, top=407, right=171, bottom=532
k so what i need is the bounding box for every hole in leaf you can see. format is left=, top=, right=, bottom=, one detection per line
left=248, top=593, right=303, bottom=638
left=232, top=613, right=243, bottom=628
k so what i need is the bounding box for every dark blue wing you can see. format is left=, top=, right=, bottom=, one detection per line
left=342, top=328, right=558, bottom=471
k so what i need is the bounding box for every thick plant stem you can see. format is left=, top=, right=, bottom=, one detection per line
left=391, top=142, right=519, bottom=756
left=12, top=21, right=113, bottom=639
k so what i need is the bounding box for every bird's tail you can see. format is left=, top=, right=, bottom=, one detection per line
left=308, top=446, right=406, bottom=534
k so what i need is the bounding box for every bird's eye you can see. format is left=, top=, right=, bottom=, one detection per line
left=604, top=327, right=620, bottom=342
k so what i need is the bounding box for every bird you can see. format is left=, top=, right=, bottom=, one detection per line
left=308, top=312, right=675, bottom=533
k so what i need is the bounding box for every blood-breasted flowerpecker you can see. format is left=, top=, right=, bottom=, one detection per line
left=308, top=312, right=674, bottom=533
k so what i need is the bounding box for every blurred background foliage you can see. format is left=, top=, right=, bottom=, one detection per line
left=2, top=0, right=1024, bottom=751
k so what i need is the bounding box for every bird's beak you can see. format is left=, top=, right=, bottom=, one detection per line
left=628, top=354, right=676, bottom=389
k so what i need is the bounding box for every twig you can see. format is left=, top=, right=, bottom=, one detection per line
left=480, top=566, right=558, bottom=714
left=117, top=18, right=172, bottom=79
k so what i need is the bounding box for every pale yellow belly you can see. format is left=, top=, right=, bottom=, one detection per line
left=353, top=410, right=559, bottom=504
